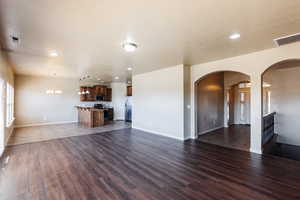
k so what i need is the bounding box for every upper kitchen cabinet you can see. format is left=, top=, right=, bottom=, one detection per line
left=80, top=85, right=112, bottom=102
left=94, top=85, right=107, bottom=96
left=105, top=88, right=112, bottom=101
left=86, top=86, right=96, bottom=101
left=127, top=86, right=132, bottom=96
left=94, top=85, right=107, bottom=101
left=80, top=86, right=87, bottom=101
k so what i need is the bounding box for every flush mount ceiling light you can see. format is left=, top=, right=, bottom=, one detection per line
left=229, top=33, right=241, bottom=40
left=115, top=76, right=119, bottom=80
left=127, top=67, right=132, bottom=71
left=122, top=42, right=138, bottom=52
left=49, top=51, right=58, bottom=57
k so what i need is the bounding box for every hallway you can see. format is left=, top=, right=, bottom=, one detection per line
left=198, top=125, right=250, bottom=151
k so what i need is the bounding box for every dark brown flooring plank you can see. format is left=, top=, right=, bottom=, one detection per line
left=1, top=128, right=300, bottom=200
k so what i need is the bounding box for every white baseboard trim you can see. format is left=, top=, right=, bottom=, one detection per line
left=198, top=126, right=224, bottom=135
left=15, top=121, right=78, bottom=128
left=5, top=125, right=14, bottom=146
left=184, top=136, right=193, bottom=140
left=132, top=126, right=185, bottom=141
left=250, top=147, right=262, bottom=155
left=0, top=147, right=4, bottom=158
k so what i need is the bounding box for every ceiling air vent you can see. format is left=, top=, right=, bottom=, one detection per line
left=274, top=33, right=300, bottom=46
left=10, top=35, right=20, bottom=44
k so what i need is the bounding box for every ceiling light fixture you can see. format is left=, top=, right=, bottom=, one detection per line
left=229, top=33, right=241, bottom=40
left=115, top=76, right=119, bottom=80
left=49, top=51, right=58, bottom=57
left=123, top=41, right=138, bottom=52
left=127, top=67, right=132, bottom=71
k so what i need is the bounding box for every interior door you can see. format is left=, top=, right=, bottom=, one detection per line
left=240, top=88, right=251, bottom=125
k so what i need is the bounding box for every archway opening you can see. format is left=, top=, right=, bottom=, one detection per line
left=195, top=71, right=251, bottom=151
left=262, top=59, right=300, bottom=160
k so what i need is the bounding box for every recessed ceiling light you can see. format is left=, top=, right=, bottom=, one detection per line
left=97, top=78, right=101, bottom=81
left=127, top=67, right=132, bottom=71
left=115, top=76, right=119, bottom=80
left=49, top=51, right=58, bottom=57
left=123, top=42, right=138, bottom=52
left=229, top=33, right=241, bottom=40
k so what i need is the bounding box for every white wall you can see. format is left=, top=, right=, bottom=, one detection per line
left=111, top=82, right=127, bottom=120
left=184, top=65, right=191, bottom=139
left=15, top=75, right=80, bottom=126
left=0, top=50, right=14, bottom=155
left=132, top=65, right=186, bottom=140
left=264, top=66, right=300, bottom=146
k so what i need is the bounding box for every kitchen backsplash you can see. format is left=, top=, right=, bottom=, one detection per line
left=78, top=101, right=112, bottom=107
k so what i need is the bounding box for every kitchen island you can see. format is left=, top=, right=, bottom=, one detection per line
left=76, top=106, right=113, bottom=127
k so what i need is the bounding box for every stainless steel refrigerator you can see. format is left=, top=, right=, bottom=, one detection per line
left=125, top=97, right=132, bottom=122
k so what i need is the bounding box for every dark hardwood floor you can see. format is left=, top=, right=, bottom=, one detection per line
left=1, top=128, right=300, bottom=200
left=266, top=142, right=300, bottom=161
left=198, top=125, right=250, bottom=151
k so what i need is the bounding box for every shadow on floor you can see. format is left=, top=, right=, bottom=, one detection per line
left=265, top=143, right=300, bottom=161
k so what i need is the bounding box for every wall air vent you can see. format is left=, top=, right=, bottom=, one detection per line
left=274, top=33, right=300, bottom=46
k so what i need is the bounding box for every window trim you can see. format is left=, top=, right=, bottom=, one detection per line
left=6, top=83, right=14, bottom=127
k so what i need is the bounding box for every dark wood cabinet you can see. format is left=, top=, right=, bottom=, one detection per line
left=86, top=86, right=95, bottom=101
left=105, top=88, right=112, bottom=101
left=80, top=85, right=112, bottom=102
left=127, top=86, right=132, bottom=96
left=94, top=85, right=107, bottom=96
left=80, top=86, right=87, bottom=101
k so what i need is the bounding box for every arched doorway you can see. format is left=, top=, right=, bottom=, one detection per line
left=262, top=59, right=300, bottom=160
left=195, top=71, right=251, bottom=151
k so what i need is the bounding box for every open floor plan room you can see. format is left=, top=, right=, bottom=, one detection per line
left=1, top=0, right=300, bottom=199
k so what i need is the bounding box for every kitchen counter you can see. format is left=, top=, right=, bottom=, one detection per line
left=76, top=106, right=113, bottom=127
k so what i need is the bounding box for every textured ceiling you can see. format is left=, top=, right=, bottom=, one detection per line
left=1, top=0, right=300, bottom=83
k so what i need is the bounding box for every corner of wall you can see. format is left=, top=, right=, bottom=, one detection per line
left=183, top=65, right=191, bottom=139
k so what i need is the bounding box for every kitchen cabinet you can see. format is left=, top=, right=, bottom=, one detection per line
left=80, top=85, right=112, bottom=102
left=127, top=86, right=132, bottom=96
left=94, top=85, right=107, bottom=96
left=80, top=86, right=87, bottom=101
left=105, top=88, right=112, bottom=101
left=86, top=86, right=95, bottom=101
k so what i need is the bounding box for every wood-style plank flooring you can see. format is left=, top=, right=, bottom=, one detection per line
left=1, top=128, right=300, bottom=200
left=198, top=125, right=250, bottom=151
left=9, top=121, right=131, bottom=146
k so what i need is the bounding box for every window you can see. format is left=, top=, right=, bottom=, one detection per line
left=240, top=92, right=245, bottom=121
left=0, top=80, right=4, bottom=152
left=267, top=91, right=271, bottom=114
left=6, top=83, right=14, bottom=127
